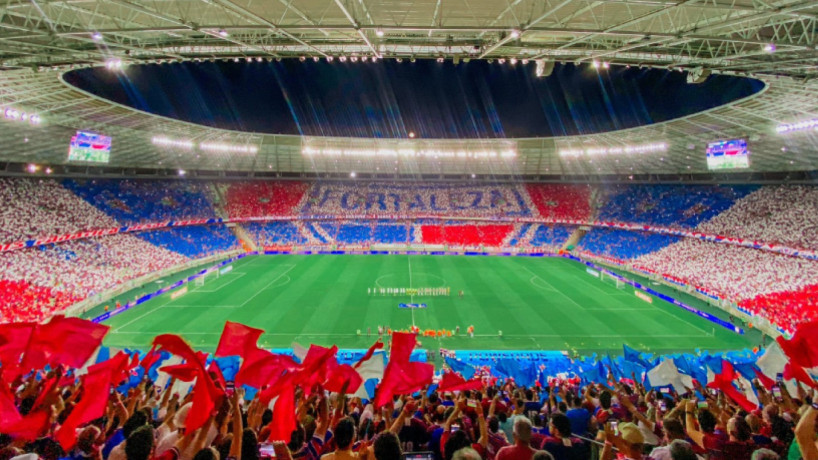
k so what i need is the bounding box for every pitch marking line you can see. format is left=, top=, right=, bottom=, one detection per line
left=517, top=264, right=587, bottom=311
left=235, top=263, right=297, bottom=309
left=113, top=296, right=178, bottom=332
left=195, top=272, right=247, bottom=293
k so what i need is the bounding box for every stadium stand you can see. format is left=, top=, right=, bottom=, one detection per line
left=738, top=284, right=818, bottom=333
left=697, top=185, right=818, bottom=250
left=223, top=181, right=310, bottom=217
left=134, top=225, right=240, bottom=259
left=525, top=184, right=592, bottom=220
left=528, top=225, right=574, bottom=250
left=634, top=238, right=818, bottom=303
left=596, top=184, right=756, bottom=227
left=419, top=224, right=514, bottom=246
left=301, top=182, right=532, bottom=218
left=63, top=179, right=218, bottom=225
left=0, top=279, right=81, bottom=322
left=0, top=234, right=188, bottom=319
left=577, top=228, right=681, bottom=260
left=0, top=178, right=118, bottom=242
left=244, top=221, right=309, bottom=247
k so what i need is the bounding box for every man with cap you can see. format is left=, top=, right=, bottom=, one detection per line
left=600, top=422, right=645, bottom=460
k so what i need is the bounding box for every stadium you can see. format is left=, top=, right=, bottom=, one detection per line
left=1, top=2, right=818, bottom=460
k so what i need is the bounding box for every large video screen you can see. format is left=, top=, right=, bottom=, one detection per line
left=68, top=131, right=111, bottom=163
left=706, top=139, right=749, bottom=170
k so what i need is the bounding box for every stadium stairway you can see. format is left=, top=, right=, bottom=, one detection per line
left=562, top=227, right=587, bottom=252
left=211, top=184, right=257, bottom=251
left=295, top=221, right=322, bottom=245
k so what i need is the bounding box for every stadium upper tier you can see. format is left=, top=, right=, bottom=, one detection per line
left=1, top=178, right=817, bottom=333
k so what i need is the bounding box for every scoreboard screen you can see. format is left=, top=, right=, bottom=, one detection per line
left=706, top=139, right=749, bottom=170
left=68, top=131, right=111, bottom=163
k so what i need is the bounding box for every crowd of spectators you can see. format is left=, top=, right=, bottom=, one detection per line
left=528, top=225, right=574, bottom=251
left=135, top=226, right=240, bottom=259
left=738, top=284, right=818, bottom=333
left=223, top=182, right=311, bottom=218
left=244, top=222, right=309, bottom=247
left=596, top=184, right=756, bottom=228
left=300, top=183, right=532, bottom=219
left=0, top=279, right=81, bottom=322
left=3, top=339, right=818, bottom=460
left=634, top=239, right=818, bottom=304
left=0, top=178, right=119, bottom=243
left=420, top=225, right=514, bottom=246
left=0, top=234, right=189, bottom=319
left=697, top=185, right=818, bottom=251
left=577, top=229, right=680, bottom=261
left=525, top=184, right=592, bottom=220
left=63, top=179, right=218, bottom=226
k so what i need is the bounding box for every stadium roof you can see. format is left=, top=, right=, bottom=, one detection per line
left=0, top=0, right=817, bottom=177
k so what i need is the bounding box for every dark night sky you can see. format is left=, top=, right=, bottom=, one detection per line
left=65, top=59, right=763, bottom=139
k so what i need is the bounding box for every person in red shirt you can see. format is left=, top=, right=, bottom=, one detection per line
left=440, top=398, right=488, bottom=460
left=495, top=417, right=545, bottom=460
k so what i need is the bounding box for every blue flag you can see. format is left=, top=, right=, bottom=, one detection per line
left=445, top=357, right=476, bottom=379
left=623, top=344, right=652, bottom=369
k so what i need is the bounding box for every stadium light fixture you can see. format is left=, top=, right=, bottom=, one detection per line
left=375, top=29, right=384, bottom=37
left=510, top=29, right=520, bottom=39
left=302, top=146, right=517, bottom=159
left=105, top=58, right=123, bottom=70
left=45, top=167, right=53, bottom=174
left=200, top=142, right=258, bottom=154
left=437, top=57, right=444, bottom=63
left=327, top=56, right=334, bottom=62
left=152, top=136, right=194, bottom=149
left=498, top=58, right=506, bottom=64
left=299, top=56, right=306, bottom=62
left=178, top=169, right=186, bottom=176
left=776, top=118, right=818, bottom=134
left=396, top=58, right=403, bottom=63
left=351, top=55, right=359, bottom=62
left=602, top=61, right=610, bottom=69
left=764, top=43, right=776, bottom=53
left=350, top=171, right=356, bottom=178
left=522, top=59, right=529, bottom=65
left=361, top=56, right=369, bottom=62
left=218, top=29, right=229, bottom=37
left=559, top=142, right=667, bottom=157
left=3, top=107, right=41, bottom=125
left=510, top=58, right=517, bottom=65
left=313, top=56, right=320, bottom=62
left=408, top=131, right=416, bottom=138
left=339, top=55, right=347, bottom=62
left=92, top=32, right=103, bottom=41
left=27, top=164, right=38, bottom=173
left=592, top=60, right=600, bottom=69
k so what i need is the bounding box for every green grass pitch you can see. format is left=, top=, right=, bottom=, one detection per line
left=86, top=254, right=759, bottom=355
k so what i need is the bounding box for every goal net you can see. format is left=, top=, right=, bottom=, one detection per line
left=600, top=271, right=626, bottom=289
left=194, top=269, right=219, bottom=287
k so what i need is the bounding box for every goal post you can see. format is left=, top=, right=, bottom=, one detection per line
left=194, top=269, right=219, bottom=287
left=600, top=271, right=626, bottom=289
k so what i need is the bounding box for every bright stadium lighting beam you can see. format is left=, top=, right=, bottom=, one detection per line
left=559, top=142, right=668, bottom=157
left=776, top=118, right=818, bottom=134
left=302, top=147, right=517, bottom=159
left=200, top=142, right=258, bottom=154
left=152, top=136, right=195, bottom=149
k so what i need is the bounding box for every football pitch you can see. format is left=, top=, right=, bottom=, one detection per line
left=86, top=254, right=759, bottom=354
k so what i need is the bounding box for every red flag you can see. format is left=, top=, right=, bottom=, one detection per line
left=207, top=360, right=227, bottom=390
left=140, top=346, right=164, bottom=371
left=784, top=362, right=818, bottom=390
left=374, top=333, right=434, bottom=408
left=325, top=364, right=363, bottom=394
left=291, top=345, right=338, bottom=396
left=160, top=363, right=200, bottom=382
left=0, top=379, right=50, bottom=441
left=777, top=321, right=818, bottom=369
left=753, top=368, right=776, bottom=391
left=706, top=361, right=757, bottom=412
left=354, top=341, right=384, bottom=368
left=54, top=352, right=127, bottom=450
left=438, top=371, right=483, bottom=393
left=235, top=351, right=296, bottom=389
left=215, top=321, right=264, bottom=358
left=21, top=316, right=109, bottom=372
left=267, top=385, right=296, bottom=442
left=153, top=334, right=224, bottom=433
left=0, top=323, right=36, bottom=380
